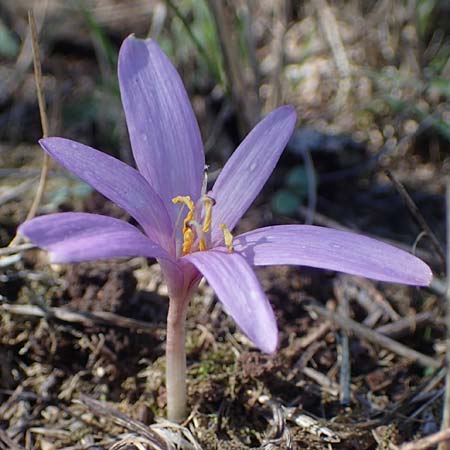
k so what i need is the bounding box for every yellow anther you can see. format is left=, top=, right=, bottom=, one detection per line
left=172, top=195, right=195, bottom=208
left=182, top=227, right=195, bottom=255
left=172, top=195, right=220, bottom=255
left=172, top=196, right=195, bottom=223
left=172, top=196, right=196, bottom=255
left=220, top=224, right=234, bottom=252
left=202, top=197, right=214, bottom=233
left=198, top=238, right=207, bottom=252
left=172, top=195, right=195, bottom=233
left=197, top=196, right=215, bottom=252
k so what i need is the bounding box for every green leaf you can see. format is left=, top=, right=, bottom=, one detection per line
left=271, top=190, right=301, bottom=217
left=0, top=21, right=19, bottom=58
left=286, top=166, right=309, bottom=197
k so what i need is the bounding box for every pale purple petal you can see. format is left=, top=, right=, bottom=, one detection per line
left=19, top=213, right=173, bottom=263
left=118, top=36, right=205, bottom=222
left=159, top=258, right=188, bottom=301
left=233, top=225, right=432, bottom=286
left=39, top=137, right=173, bottom=253
left=183, top=250, right=278, bottom=353
left=211, top=106, right=296, bottom=242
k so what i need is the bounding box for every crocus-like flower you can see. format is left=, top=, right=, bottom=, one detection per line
left=19, top=36, right=432, bottom=422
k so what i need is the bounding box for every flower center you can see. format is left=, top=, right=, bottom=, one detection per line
left=171, top=195, right=233, bottom=256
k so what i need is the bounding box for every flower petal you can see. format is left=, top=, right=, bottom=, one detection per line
left=39, top=137, right=173, bottom=253
left=183, top=249, right=277, bottom=353
left=211, top=106, right=296, bottom=242
left=19, top=213, right=172, bottom=263
left=233, top=225, right=432, bottom=286
left=118, top=36, right=205, bottom=222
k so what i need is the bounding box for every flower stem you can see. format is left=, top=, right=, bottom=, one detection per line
left=166, top=294, right=189, bottom=422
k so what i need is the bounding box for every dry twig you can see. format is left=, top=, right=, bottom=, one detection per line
left=0, top=303, right=161, bottom=334
left=385, top=169, right=445, bottom=265
left=335, top=280, right=351, bottom=405
left=307, top=304, right=441, bottom=369
left=375, top=312, right=435, bottom=339
left=8, top=8, right=50, bottom=248
left=394, top=427, right=450, bottom=450
left=0, top=429, right=25, bottom=450
left=25, top=9, right=50, bottom=222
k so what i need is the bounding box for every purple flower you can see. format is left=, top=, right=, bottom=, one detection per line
left=19, top=36, right=432, bottom=421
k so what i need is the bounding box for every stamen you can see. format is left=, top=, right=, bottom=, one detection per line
left=172, top=196, right=195, bottom=216
left=197, top=195, right=216, bottom=252
left=202, top=197, right=214, bottom=233
left=220, top=224, right=234, bottom=252
left=172, top=196, right=195, bottom=232
left=172, top=194, right=218, bottom=255
left=201, top=165, right=209, bottom=197
left=182, top=227, right=195, bottom=255
left=198, top=239, right=208, bottom=252
left=172, top=196, right=196, bottom=255
left=189, top=218, right=209, bottom=252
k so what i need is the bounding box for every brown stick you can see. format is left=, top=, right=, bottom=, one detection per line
left=307, top=304, right=441, bottom=369
left=0, top=303, right=161, bottom=334
left=395, top=427, right=450, bottom=450
left=335, top=280, right=351, bottom=405
left=0, top=429, right=26, bottom=450
left=385, top=169, right=445, bottom=265
left=375, top=311, right=435, bottom=339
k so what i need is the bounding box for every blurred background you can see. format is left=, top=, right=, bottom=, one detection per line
left=0, top=0, right=448, bottom=245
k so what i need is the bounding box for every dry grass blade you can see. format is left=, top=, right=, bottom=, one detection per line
left=8, top=7, right=51, bottom=248
left=314, top=0, right=351, bottom=107
left=302, top=366, right=340, bottom=396
left=258, top=395, right=340, bottom=445
left=28, top=9, right=49, bottom=139
left=76, top=395, right=168, bottom=449
left=0, top=178, right=38, bottom=206
left=207, top=0, right=260, bottom=134
left=288, top=414, right=340, bottom=444
left=109, top=435, right=165, bottom=450
left=77, top=396, right=203, bottom=449
left=0, top=429, right=26, bottom=450
left=258, top=395, right=293, bottom=450
left=0, top=243, right=35, bottom=256
left=151, top=419, right=203, bottom=450
left=266, top=1, right=286, bottom=110
left=24, top=9, right=50, bottom=223
left=385, top=169, right=445, bottom=265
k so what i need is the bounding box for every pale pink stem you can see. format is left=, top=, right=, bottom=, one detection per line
left=166, top=294, right=189, bottom=422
